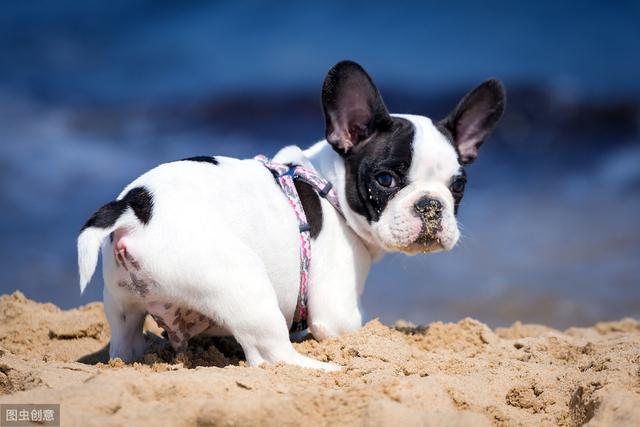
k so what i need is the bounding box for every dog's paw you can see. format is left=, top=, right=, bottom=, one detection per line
left=297, top=356, right=341, bottom=372
left=109, top=337, right=147, bottom=363
left=319, top=361, right=342, bottom=372
left=284, top=351, right=341, bottom=372
left=309, top=321, right=334, bottom=341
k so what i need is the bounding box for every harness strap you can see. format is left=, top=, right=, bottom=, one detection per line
left=254, top=155, right=342, bottom=332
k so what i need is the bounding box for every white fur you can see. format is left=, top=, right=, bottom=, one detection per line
left=78, top=114, right=462, bottom=370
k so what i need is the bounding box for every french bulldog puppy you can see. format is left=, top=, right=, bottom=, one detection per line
left=78, top=61, right=505, bottom=371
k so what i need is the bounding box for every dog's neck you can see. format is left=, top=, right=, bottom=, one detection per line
left=272, top=141, right=384, bottom=260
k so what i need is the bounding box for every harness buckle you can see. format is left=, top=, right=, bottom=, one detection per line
left=318, top=182, right=333, bottom=197
left=278, top=164, right=297, bottom=178
left=299, top=223, right=311, bottom=233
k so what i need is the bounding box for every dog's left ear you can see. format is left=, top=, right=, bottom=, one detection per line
left=322, top=60, right=392, bottom=155
left=439, top=79, right=506, bottom=164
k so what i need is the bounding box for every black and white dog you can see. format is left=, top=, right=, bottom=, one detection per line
left=78, top=61, right=505, bottom=371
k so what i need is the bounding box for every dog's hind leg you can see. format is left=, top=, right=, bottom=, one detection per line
left=103, top=284, right=147, bottom=362
left=174, top=249, right=340, bottom=372
left=102, top=244, right=148, bottom=362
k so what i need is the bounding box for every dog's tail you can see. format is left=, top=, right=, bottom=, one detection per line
left=77, top=187, right=152, bottom=293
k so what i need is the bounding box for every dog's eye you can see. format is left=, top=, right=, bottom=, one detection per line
left=450, top=178, right=466, bottom=193
left=375, top=173, right=396, bottom=188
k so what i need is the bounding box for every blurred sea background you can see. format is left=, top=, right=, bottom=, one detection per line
left=1, top=1, right=639, bottom=329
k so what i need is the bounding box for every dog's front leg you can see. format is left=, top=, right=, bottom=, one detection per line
left=307, top=218, right=370, bottom=340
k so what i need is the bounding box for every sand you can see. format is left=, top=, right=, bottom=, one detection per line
left=1, top=291, right=639, bottom=426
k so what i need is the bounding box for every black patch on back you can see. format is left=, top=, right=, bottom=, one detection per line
left=81, top=187, right=154, bottom=231
left=123, top=187, right=154, bottom=224
left=179, top=156, right=219, bottom=165
left=343, top=117, right=415, bottom=222
left=294, top=181, right=323, bottom=239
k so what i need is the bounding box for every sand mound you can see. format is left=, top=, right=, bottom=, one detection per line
left=1, top=291, right=639, bottom=426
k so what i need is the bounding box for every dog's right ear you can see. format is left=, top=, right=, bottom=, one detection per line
left=322, top=61, right=392, bottom=155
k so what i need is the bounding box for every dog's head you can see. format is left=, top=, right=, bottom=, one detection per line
left=322, top=61, right=505, bottom=254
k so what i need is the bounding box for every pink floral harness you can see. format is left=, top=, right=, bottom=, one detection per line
left=254, top=155, right=343, bottom=332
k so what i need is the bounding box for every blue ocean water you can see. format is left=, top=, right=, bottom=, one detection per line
left=1, top=1, right=639, bottom=328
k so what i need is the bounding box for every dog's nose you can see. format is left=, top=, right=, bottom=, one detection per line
left=414, top=197, right=443, bottom=216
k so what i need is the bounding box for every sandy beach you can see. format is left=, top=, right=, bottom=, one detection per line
left=1, top=291, right=639, bottom=426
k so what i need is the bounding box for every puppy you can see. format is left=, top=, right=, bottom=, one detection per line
left=77, top=61, right=505, bottom=371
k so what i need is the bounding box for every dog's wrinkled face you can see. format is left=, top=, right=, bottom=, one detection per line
left=322, top=61, right=505, bottom=254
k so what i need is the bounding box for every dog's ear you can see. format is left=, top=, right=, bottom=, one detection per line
left=322, top=61, right=392, bottom=155
left=439, top=79, right=506, bottom=165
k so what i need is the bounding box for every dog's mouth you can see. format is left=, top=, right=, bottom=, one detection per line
left=403, top=206, right=452, bottom=254
left=412, top=234, right=444, bottom=253
left=392, top=240, right=444, bottom=255
left=392, top=231, right=444, bottom=255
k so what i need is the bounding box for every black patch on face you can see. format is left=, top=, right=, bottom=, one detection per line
left=81, top=187, right=154, bottom=231
left=179, top=156, right=219, bottom=165
left=449, top=168, right=467, bottom=215
left=294, top=181, right=323, bottom=239
left=435, top=122, right=467, bottom=216
left=343, top=117, right=415, bottom=222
